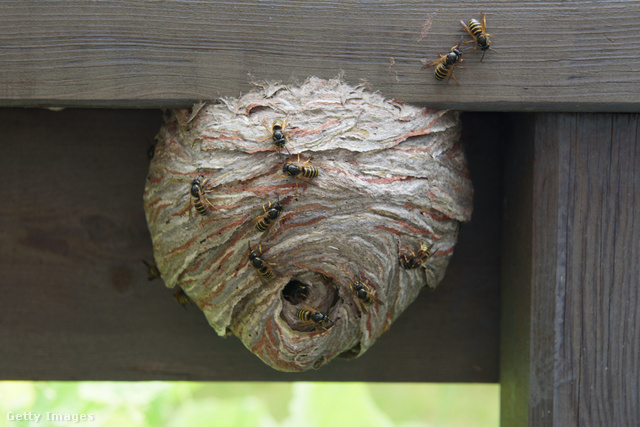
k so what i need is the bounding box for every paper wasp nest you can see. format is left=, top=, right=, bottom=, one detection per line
left=143, top=77, right=473, bottom=372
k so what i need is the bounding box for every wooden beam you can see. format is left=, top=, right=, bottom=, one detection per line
left=501, top=113, right=640, bottom=425
left=0, top=1, right=638, bottom=111
left=0, top=108, right=501, bottom=381
left=500, top=114, right=533, bottom=426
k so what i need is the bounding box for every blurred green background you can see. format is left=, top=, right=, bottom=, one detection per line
left=0, top=382, right=498, bottom=426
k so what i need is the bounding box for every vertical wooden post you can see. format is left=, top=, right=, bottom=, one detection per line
left=501, top=113, right=640, bottom=426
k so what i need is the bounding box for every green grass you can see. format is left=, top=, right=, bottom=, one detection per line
left=0, top=382, right=499, bottom=427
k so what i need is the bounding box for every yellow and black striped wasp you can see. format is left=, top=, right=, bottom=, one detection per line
left=173, top=288, right=193, bottom=309
left=282, top=279, right=309, bottom=305
left=422, top=41, right=465, bottom=85
left=255, top=194, right=284, bottom=236
left=399, top=241, right=435, bottom=269
left=264, top=117, right=293, bottom=157
left=247, top=241, right=277, bottom=284
left=460, top=12, right=493, bottom=61
left=296, top=305, right=335, bottom=331
left=349, top=280, right=384, bottom=313
left=190, top=176, right=219, bottom=217
left=282, top=154, right=319, bottom=193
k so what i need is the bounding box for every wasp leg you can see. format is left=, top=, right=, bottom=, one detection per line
left=424, top=55, right=446, bottom=68
left=443, top=68, right=457, bottom=85
left=258, top=243, right=279, bottom=264
left=281, top=115, right=291, bottom=130
left=448, top=66, right=465, bottom=85
left=291, top=175, right=316, bottom=195
left=263, top=121, right=273, bottom=135
left=203, top=196, right=221, bottom=212
left=279, top=143, right=293, bottom=158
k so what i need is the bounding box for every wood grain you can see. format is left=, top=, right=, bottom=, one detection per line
left=0, top=109, right=501, bottom=381
left=501, top=113, right=640, bottom=426
left=0, top=1, right=638, bottom=111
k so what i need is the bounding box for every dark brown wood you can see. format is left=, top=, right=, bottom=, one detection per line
left=0, top=1, right=639, bottom=111
left=501, top=113, right=640, bottom=426
left=0, top=108, right=501, bottom=381
left=500, top=114, right=533, bottom=426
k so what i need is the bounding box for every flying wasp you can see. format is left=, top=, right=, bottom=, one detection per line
left=399, top=241, right=435, bottom=269
left=247, top=241, right=277, bottom=284
left=460, top=12, right=492, bottom=61
left=190, top=176, right=219, bottom=216
left=255, top=194, right=284, bottom=236
left=264, top=117, right=293, bottom=157
left=282, top=154, right=319, bottom=193
left=422, top=41, right=465, bottom=85
left=296, top=306, right=335, bottom=331
left=350, top=280, right=384, bottom=313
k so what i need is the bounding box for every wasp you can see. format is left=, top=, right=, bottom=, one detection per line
left=147, top=140, right=157, bottom=161
left=247, top=241, right=277, bottom=284
left=255, top=194, right=284, bottom=236
left=173, top=288, right=193, bottom=308
left=350, top=280, right=384, bottom=312
left=399, top=241, right=435, bottom=269
left=142, top=260, right=161, bottom=281
left=282, top=279, right=309, bottom=305
left=282, top=154, right=319, bottom=192
left=264, top=117, right=293, bottom=156
left=422, top=41, right=465, bottom=85
left=296, top=307, right=335, bottom=331
left=320, top=273, right=333, bottom=282
left=460, top=13, right=492, bottom=61
left=190, top=177, right=219, bottom=216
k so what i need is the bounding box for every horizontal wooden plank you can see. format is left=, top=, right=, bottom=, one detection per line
left=0, top=108, right=501, bottom=381
left=0, top=1, right=638, bottom=111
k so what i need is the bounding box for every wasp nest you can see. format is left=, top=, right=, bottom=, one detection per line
left=143, top=77, right=473, bottom=372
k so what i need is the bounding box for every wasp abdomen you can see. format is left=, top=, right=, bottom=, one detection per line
left=296, top=309, right=311, bottom=322
left=255, top=218, right=270, bottom=232
left=468, top=19, right=483, bottom=37
left=301, top=166, right=319, bottom=179
left=258, top=266, right=274, bottom=280
left=434, top=64, right=451, bottom=81
left=193, top=199, right=208, bottom=215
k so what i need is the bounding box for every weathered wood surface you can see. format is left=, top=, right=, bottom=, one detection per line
left=0, top=1, right=639, bottom=111
left=0, top=109, right=501, bottom=381
left=501, top=113, right=640, bottom=426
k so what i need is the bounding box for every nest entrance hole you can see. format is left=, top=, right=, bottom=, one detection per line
left=282, top=279, right=309, bottom=305
left=280, top=274, right=339, bottom=333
